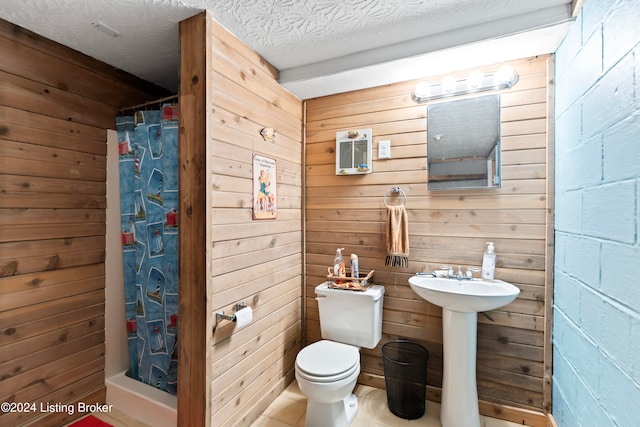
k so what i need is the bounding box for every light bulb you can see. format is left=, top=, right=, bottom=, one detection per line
left=495, top=65, right=516, bottom=85
left=442, top=76, right=457, bottom=93
left=413, top=81, right=431, bottom=100
left=467, top=70, right=484, bottom=89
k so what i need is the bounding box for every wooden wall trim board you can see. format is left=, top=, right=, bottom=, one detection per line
left=572, top=0, right=587, bottom=17
left=301, top=102, right=308, bottom=353
left=304, top=55, right=554, bottom=422
left=178, top=12, right=212, bottom=427
left=543, top=55, right=556, bottom=414
left=0, top=17, right=165, bottom=426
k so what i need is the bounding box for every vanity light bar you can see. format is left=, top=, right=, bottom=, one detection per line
left=412, top=66, right=519, bottom=103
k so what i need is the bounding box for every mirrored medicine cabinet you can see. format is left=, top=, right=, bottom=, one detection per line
left=427, top=94, right=501, bottom=190
left=336, top=128, right=372, bottom=175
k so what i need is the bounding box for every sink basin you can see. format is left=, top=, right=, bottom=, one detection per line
left=408, top=276, right=520, bottom=312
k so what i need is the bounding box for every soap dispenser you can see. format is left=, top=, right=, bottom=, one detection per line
left=482, top=242, right=496, bottom=281
left=333, top=248, right=346, bottom=277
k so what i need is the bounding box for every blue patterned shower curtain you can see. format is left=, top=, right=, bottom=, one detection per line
left=115, top=104, right=179, bottom=395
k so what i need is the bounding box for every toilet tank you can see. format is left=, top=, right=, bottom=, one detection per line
left=315, top=282, right=385, bottom=349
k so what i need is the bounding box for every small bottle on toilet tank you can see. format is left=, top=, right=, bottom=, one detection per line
left=334, top=248, right=345, bottom=277
left=350, top=253, right=359, bottom=279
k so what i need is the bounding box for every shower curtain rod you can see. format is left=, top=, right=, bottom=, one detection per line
left=120, top=94, right=178, bottom=112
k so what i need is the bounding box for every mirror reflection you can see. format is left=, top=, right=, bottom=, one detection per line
left=339, top=139, right=368, bottom=170
left=427, top=94, right=501, bottom=190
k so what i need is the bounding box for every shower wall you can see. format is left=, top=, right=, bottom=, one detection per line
left=0, top=18, right=169, bottom=426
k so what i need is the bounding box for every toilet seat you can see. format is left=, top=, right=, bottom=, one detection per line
left=296, top=340, right=359, bottom=383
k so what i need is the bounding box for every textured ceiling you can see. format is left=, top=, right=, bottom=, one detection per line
left=205, top=0, right=477, bottom=69
left=0, top=0, right=574, bottom=99
left=203, top=0, right=570, bottom=73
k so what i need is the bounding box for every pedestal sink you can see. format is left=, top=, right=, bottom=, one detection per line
left=408, top=275, right=520, bottom=427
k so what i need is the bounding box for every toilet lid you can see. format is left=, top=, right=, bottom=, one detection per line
left=296, top=340, right=359, bottom=380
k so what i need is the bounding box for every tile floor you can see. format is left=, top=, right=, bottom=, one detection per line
left=77, top=380, right=531, bottom=427
left=250, top=381, right=531, bottom=427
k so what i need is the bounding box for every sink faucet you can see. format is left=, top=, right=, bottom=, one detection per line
left=439, top=265, right=480, bottom=280
left=442, top=265, right=454, bottom=277
left=465, top=266, right=481, bottom=279
left=417, top=265, right=480, bottom=280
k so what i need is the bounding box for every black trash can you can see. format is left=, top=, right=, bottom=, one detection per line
left=381, top=339, right=429, bottom=419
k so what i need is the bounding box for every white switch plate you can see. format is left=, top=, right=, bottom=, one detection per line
left=378, top=140, right=391, bottom=159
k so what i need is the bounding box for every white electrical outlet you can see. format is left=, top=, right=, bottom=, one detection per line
left=378, top=140, right=391, bottom=159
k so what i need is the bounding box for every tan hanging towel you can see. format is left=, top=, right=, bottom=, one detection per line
left=385, top=204, right=409, bottom=267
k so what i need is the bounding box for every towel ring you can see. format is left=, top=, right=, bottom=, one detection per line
left=384, top=187, right=407, bottom=207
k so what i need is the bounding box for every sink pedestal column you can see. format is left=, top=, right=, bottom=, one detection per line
left=440, top=308, right=481, bottom=427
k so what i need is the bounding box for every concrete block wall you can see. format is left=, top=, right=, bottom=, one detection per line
left=553, top=0, right=640, bottom=426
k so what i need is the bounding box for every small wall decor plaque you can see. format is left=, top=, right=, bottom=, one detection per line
left=252, top=154, right=277, bottom=220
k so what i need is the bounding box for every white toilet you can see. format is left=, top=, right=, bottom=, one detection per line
left=295, top=282, right=385, bottom=427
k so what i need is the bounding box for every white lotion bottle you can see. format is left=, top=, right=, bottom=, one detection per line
left=482, top=242, right=496, bottom=281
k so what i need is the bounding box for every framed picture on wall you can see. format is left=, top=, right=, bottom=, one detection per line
left=252, top=154, right=277, bottom=220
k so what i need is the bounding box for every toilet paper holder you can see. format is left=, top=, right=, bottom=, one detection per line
left=216, top=302, right=246, bottom=323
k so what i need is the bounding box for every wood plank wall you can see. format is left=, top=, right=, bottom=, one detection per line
left=0, top=19, right=168, bottom=426
left=205, top=17, right=304, bottom=427
left=304, top=56, right=553, bottom=421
